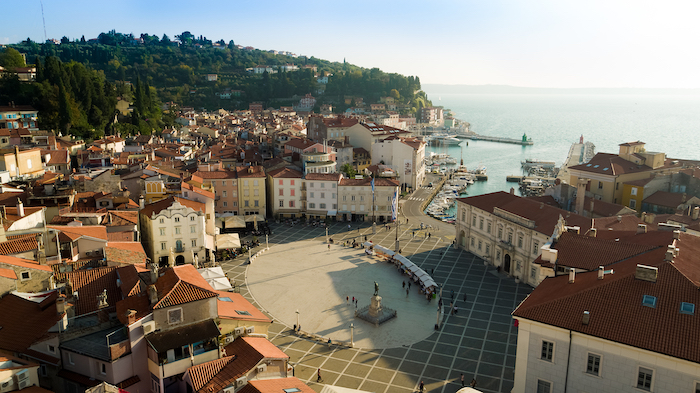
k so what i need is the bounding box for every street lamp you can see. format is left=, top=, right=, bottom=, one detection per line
left=266, top=234, right=269, bottom=250
left=326, top=227, right=329, bottom=243
left=350, top=323, right=354, bottom=347
left=296, top=309, right=300, bottom=331
left=394, top=208, right=401, bottom=253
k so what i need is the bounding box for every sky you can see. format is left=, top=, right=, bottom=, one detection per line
left=3, top=0, right=700, bottom=88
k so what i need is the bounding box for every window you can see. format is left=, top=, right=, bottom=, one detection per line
left=174, top=217, right=180, bottom=223
left=184, top=191, right=189, bottom=197
left=168, top=308, right=183, bottom=324
left=310, top=192, right=314, bottom=198
left=533, top=241, right=539, bottom=255
left=343, top=196, right=346, bottom=201
left=27, top=158, right=32, bottom=169
left=320, top=203, right=326, bottom=209
left=290, top=189, right=294, bottom=196
left=222, top=181, right=226, bottom=187
left=233, top=202, right=237, bottom=207
left=289, top=201, right=295, bottom=207
left=175, top=227, right=181, bottom=234
left=254, top=189, right=260, bottom=196
left=518, top=235, right=523, bottom=248
left=541, top=341, right=554, bottom=361
left=191, top=240, right=197, bottom=247
left=223, top=191, right=227, bottom=197
left=100, top=363, right=106, bottom=375
left=68, top=352, right=74, bottom=365
left=478, top=240, right=482, bottom=250
left=598, top=181, right=603, bottom=189
left=642, top=295, right=657, bottom=308
left=245, top=200, right=249, bottom=207
left=332, top=193, right=336, bottom=198
left=278, top=179, right=283, bottom=185
left=637, top=367, right=653, bottom=391
left=160, top=228, right=165, bottom=236
left=20, top=271, right=30, bottom=281
left=479, top=218, right=483, bottom=230
left=309, top=203, right=315, bottom=208
left=309, top=182, right=314, bottom=188
left=470, top=238, right=475, bottom=246
left=279, top=200, right=284, bottom=207
left=190, top=216, right=195, bottom=221
left=159, top=218, right=164, bottom=224
left=631, top=187, right=638, bottom=196
left=498, top=227, right=503, bottom=239
left=190, top=226, right=196, bottom=233
left=244, top=189, right=250, bottom=197
left=536, top=380, right=551, bottom=393
left=244, top=180, right=249, bottom=187
left=40, top=364, right=47, bottom=377
left=253, top=180, right=259, bottom=186
left=321, top=192, right=325, bottom=198
left=279, top=189, right=284, bottom=196
left=320, top=183, right=325, bottom=188
left=629, top=199, right=637, bottom=209
left=485, top=244, right=490, bottom=254
left=680, top=302, right=695, bottom=315
left=586, top=353, right=601, bottom=376
left=462, top=211, right=466, bottom=221
left=487, top=222, right=491, bottom=233
left=351, top=196, right=355, bottom=201
left=48, top=344, right=56, bottom=353
left=516, top=261, right=521, bottom=271
left=332, top=183, right=336, bottom=188
left=254, top=200, right=259, bottom=207
left=531, top=267, right=537, bottom=280
left=161, top=242, right=167, bottom=250
left=472, top=216, right=477, bottom=226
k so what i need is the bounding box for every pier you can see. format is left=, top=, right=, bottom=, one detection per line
left=455, top=132, right=534, bottom=146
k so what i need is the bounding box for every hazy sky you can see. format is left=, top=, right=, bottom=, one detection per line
left=3, top=0, right=700, bottom=88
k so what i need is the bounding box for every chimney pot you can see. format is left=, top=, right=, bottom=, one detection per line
left=589, top=228, right=597, bottom=237
left=582, top=311, right=590, bottom=325
left=692, top=206, right=699, bottom=220
left=637, top=224, right=647, bottom=234
left=598, top=266, right=604, bottom=280
left=148, top=285, right=158, bottom=306
left=674, top=230, right=681, bottom=240
left=127, top=309, right=137, bottom=325
left=56, top=295, right=66, bottom=315
left=568, top=269, right=576, bottom=284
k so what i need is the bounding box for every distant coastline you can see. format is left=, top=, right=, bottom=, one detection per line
left=423, top=84, right=700, bottom=95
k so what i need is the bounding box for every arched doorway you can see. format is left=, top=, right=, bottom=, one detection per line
left=503, top=254, right=511, bottom=274
left=175, top=255, right=185, bottom=265
left=459, top=231, right=466, bottom=247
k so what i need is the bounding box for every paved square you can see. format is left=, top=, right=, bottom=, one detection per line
left=220, top=216, right=531, bottom=393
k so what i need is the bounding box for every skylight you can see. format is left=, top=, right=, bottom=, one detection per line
left=218, top=297, right=233, bottom=302
left=235, top=310, right=252, bottom=316
left=642, top=295, right=657, bottom=308
left=586, top=164, right=592, bottom=167
left=284, top=389, right=301, bottom=393
left=593, top=165, right=599, bottom=168
left=680, top=302, right=695, bottom=315
left=603, top=168, right=609, bottom=171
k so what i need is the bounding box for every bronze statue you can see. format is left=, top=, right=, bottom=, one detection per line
left=374, top=281, right=379, bottom=296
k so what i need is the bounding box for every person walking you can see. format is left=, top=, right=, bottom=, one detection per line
left=463, top=293, right=467, bottom=302
left=346, top=296, right=349, bottom=304
left=348, top=224, right=351, bottom=231
left=352, top=296, right=355, bottom=303
left=429, top=232, right=431, bottom=239
left=317, top=368, right=322, bottom=382
left=419, top=381, right=424, bottom=393
left=402, top=281, right=406, bottom=288
left=461, top=373, right=465, bottom=387
left=406, top=288, right=409, bottom=297
left=408, top=281, right=411, bottom=290
left=328, top=244, right=331, bottom=250
left=470, top=378, right=477, bottom=388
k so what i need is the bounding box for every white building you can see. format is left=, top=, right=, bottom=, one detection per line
left=304, top=173, right=342, bottom=219
left=338, top=178, right=399, bottom=223
left=512, top=231, right=700, bottom=393
left=370, top=135, right=426, bottom=191
left=139, top=196, right=207, bottom=266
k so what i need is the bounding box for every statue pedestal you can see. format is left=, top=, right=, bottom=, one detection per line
left=356, top=295, right=396, bottom=326
left=368, top=295, right=382, bottom=317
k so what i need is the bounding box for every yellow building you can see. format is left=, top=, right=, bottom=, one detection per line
left=0, top=147, right=44, bottom=180
left=569, top=141, right=688, bottom=206
left=236, top=166, right=267, bottom=217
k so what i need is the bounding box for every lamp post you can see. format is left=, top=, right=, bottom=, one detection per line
left=266, top=234, right=269, bottom=250
left=296, top=309, right=300, bottom=330
left=326, top=227, right=329, bottom=243
left=350, top=323, right=354, bottom=347
left=394, top=209, right=400, bottom=253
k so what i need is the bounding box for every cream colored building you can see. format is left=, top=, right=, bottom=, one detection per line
left=370, top=135, right=425, bottom=191
left=337, top=178, right=399, bottom=223
left=0, top=147, right=44, bottom=180
left=139, top=197, right=207, bottom=266
left=236, top=166, right=267, bottom=217
left=266, top=167, right=303, bottom=219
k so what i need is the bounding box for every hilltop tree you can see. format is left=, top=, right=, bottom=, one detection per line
left=0, top=47, right=26, bottom=69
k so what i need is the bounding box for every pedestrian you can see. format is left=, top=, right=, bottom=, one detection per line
left=419, top=381, right=424, bottom=393
left=408, top=281, right=411, bottom=289
left=352, top=296, right=355, bottom=303
left=402, top=281, right=406, bottom=288
left=355, top=299, right=358, bottom=307
left=431, top=268, right=434, bottom=275
left=317, top=368, right=322, bottom=382
left=328, top=338, right=332, bottom=348
left=406, top=288, right=409, bottom=297
left=470, top=378, right=477, bottom=388
left=429, top=232, right=431, bottom=238
left=328, top=244, right=331, bottom=250
left=346, top=296, right=349, bottom=304
left=461, top=373, right=465, bottom=387
left=364, top=235, right=367, bottom=241
left=454, top=305, right=458, bottom=314
left=463, top=293, right=467, bottom=302
left=348, top=224, right=351, bottom=231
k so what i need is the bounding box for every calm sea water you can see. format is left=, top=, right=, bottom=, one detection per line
left=420, top=91, right=700, bottom=196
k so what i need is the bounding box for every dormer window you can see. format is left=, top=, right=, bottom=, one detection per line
left=642, top=295, right=657, bottom=308
left=680, top=302, right=695, bottom=315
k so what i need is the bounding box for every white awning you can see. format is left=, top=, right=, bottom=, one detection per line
left=327, top=210, right=338, bottom=216
left=215, top=233, right=241, bottom=249
left=217, top=215, right=246, bottom=228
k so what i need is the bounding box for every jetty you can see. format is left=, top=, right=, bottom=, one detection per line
left=557, top=136, right=596, bottom=181
left=455, top=132, right=534, bottom=146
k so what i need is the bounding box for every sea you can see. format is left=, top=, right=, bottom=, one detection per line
left=419, top=90, right=700, bottom=197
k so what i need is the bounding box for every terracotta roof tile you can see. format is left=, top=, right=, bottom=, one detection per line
left=0, top=291, right=63, bottom=352
left=0, top=235, right=38, bottom=256
left=62, top=267, right=121, bottom=316
left=267, top=167, right=303, bottom=179
left=153, top=265, right=218, bottom=309
left=216, top=291, right=270, bottom=323
left=339, top=178, right=399, bottom=187
left=238, top=377, right=315, bottom=393
left=0, top=255, right=52, bottom=272
left=140, top=196, right=206, bottom=218
left=187, top=356, right=237, bottom=392
left=0, top=267, right=17, bottom=279
left=304, top=173, right=342, bottom=181
left=47, top=225, right=108, bottom=241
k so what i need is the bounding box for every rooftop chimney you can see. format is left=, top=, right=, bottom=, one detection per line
left=56, top=295, right=66, bottom=315
left=693, top=206, right=699, bottom=220
left=582, top=311, right=590, bottom=325
left=148, top=285, right=158, bottom=306
left=637, top=224, right=647, bottom=234
left=598, top=266, right=604, bottom=280
left=568, top=269, right=576, bottom=284
left=17, top=199, right=24, bottom=217
left=673, top=230, right=681, bottom=240
left=665, top=246, right=675, bottom=262
left=617, top=215, right=622, bottom=222
left=510, top=187, right=515, bottom=195
left=635, top=264, right=658, bottom=282
left=589, top=228, right=597, bottom=237
left=127, top=309, right=137, bottom=325
left=139, top=195, right=145, bottom=210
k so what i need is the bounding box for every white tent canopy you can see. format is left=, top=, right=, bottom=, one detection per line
left=217, top=216, right=246, bottom=229
left=215, top=233, right=241, bottom=249
left=197, top=266, right=232, bottom=290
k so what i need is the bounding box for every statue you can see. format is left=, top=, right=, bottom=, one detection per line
left=374, top=281, right=379, bottom=296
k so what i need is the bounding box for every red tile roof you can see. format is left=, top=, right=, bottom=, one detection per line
left=457, top=192, right=591, bottom=237
left=236, top=166, right=266, bottom=178
left=140, top=196, right=206, bottom=218
left=187, top=356, right=237, bottom=392
left=216, top=291, right=271, bottom=323
left=267, top=167, right=303, bottom=179
left=304, top=173, right=342, bottom=181
left=0, top=267, right=17, bottom=279
left=643, top=190, right=687, bottom=208
left=239, top=378, right=315, bottom=393
left=0, top=291, right=63, bottom=352
left=0, top=255, right=52, bottom=272
left=153, top=265, right=218, bottom=309
left=339, top=178, right=399, bottom=187
left=62, top=267, right=121, bottom=316
left=0, top=235, right=38, bottom=256
left=48, top=225, right=108, bottom=241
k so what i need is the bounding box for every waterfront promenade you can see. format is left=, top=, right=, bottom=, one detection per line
left=218, top=186, right=531, bottom=393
